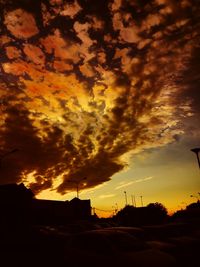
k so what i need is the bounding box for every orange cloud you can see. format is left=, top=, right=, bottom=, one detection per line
left=0, top=0, right=199, bottom=195
left=4, top=9, right=39, bottom=39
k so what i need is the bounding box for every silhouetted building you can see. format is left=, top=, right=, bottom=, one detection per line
left=0, top=183, right=33, bottom=226
left=0, top=183, right=91, bottom=225
left=69, top=197, right=91, bottom=220
left=31, top=199, right=68, bottom=224
left=32, top=197, right=91, bottom=224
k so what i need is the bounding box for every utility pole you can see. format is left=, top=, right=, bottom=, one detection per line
left=77, top=177, right=87, bottom=198
left=134, top=195, right=136, bottom=207
left=140, top=195, right=143, bottom=207
left=191, top=148, right=200, bottom=169
left=124, top=191, right=128, bottom=206
left=131, top=194, right=136, bottom=207
left=115, top=203, right=118, bottom=212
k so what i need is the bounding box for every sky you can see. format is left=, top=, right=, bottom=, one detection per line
left=0, top=0, right=199, bottom=217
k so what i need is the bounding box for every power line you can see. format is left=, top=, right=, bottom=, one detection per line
left=93, top=207, right=116, bottom=213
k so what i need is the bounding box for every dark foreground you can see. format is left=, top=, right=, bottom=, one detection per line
left=0, top=220, right=199, bottom=267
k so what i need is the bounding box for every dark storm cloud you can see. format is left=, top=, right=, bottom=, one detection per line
left=0, top=0, right=199, bottom=195
left=0, top=105, right=63, bottom=189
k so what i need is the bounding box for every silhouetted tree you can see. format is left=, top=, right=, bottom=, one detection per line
left=171, top=201, right=200, bottom=222
left=114, top=203, right=168, bottom=226
left=146, top=202, right=168, bottom=224
left=186, top=200, right=200, bottom=210
left=114, top=205, right=136, bottom=226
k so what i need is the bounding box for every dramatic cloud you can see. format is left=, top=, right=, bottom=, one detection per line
left=0, top=0, right=199, bottom=195
left=4, top=8, right=39, bottom=39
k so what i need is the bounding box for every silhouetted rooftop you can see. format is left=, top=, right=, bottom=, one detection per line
left=0, top=183, right=34, bottom=198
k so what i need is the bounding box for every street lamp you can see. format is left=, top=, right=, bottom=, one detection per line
left=140, top=195, right=143, bottom=207
left=68, top=177, right=87, bottom=198
left=191, top=148, right=200, bottom=169
left=124, top=191, right=128, bottom=206
left=115, top=203, right=118, bottom=212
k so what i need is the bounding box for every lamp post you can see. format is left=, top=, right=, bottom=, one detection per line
left=140, top=195, right=143, bottom=207
left=191, top=148, right=200, bottom=169
left=68, top=177, right=87, bottom=198
left=124, top=191, right=128, bottom=206
left=115, top=203, right=118, bottom=212
left=131, top=195, right=133, bottom=206
left=75, top=178, right=87, bottom=198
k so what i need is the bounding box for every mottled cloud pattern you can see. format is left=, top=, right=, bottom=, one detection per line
left=0, top=0, right=199, bottom=194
